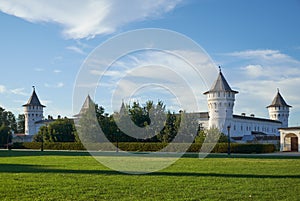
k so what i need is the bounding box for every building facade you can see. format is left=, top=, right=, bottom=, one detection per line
left=279, top=127, right=300, bottom=152
left=199, top=69, right=291, bottom=137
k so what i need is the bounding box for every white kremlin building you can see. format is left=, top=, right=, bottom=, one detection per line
left=198, top=68, right=291, bottom=138
left=12, top=70, right=299, bottom=152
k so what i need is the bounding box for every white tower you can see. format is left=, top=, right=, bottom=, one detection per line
left=203, top=68, right=238, bottom=134
left=267, top=89, right=291, bottom=128
left=23, top=87, right=45, bottom=135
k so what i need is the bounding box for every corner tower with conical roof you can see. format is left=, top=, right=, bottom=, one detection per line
left=23, top=86, right=45, bottom=135
left=204, top=67, right=238, bottom=134
left=267, top=89, right=291, bottom=128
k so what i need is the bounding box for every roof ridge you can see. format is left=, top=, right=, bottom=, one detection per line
left=267, top=91, right=291, bottom=108
left=22, top=87, right=45, bottom=107
left=204, top=70, right=238, bottom=94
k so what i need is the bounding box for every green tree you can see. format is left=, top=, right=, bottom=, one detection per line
left=0, top=124, right=12, bottom=146
left=75, top=100, right=104, bottom=143
left=157, top=111, right=177, bottom=143
left=0, top=107, right=17, bottom=132
left=194, top=126, right=226, bottom=143
left=17, top=114, right=25, bottom=133
left=34, top=118, right=77, bottom=142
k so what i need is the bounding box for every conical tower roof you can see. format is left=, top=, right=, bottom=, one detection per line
left=81, top=95, right=94, bottom=110
left=119, top=100, right=127, bottom=115
left=267, top=90, right=291, bottom=108
left=22, top=87, right=45, bottom=107
left=204, top=67, right=238, bottom=94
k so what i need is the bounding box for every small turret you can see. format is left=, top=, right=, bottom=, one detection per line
left=267, top=89, right=291, bottom=128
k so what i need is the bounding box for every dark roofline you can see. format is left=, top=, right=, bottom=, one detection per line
left=278, top=127, right=300, bottom=130
left=35, top=119, right=54, bottom=124
left=267, top=90, right=291, bottom=108
left=22, top=87, right=46, bottom=107
left=203, top=70, right=238, bottom=94
left=233, top=114, right=282, bottom=124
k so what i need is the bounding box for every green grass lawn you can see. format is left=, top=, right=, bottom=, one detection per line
left=0, top=150, right=299, bottom=201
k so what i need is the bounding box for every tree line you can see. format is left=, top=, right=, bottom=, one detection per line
left=0, top=107, right=25, bottom=146
left=1, top=100, right=227, bottom=146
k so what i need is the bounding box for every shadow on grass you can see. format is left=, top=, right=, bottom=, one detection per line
left=0, top=163, right=299, bottom=179
left=1, top=150, right=300, bottom=159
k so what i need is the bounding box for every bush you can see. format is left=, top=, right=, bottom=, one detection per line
left=12, top=142, right=85, bottom=150
left=11, top=142, right=275, bottom=153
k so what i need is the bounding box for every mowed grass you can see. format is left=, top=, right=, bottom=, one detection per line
left=0, top=151, right=299, bottom=201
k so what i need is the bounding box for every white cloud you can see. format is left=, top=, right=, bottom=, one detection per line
left=222, top=49, right=300, bottom=80
left=243, top=64, right=264, bottom=78
left=44, top=82, right=64, bottom=88
left=94, top=49, right=217, bottom=112
left=0, top=85, right=6, bottom=93
left=10, top=88, right=29, bottom=96
left=66, top=46, right=86, bottom=55
left=53, top=69, right=62, bottom=73
left=218, top=49, right=300, bottom=125
left=34, top=68, right=44, bottom=72
left=0, top=0, right=182, bottom=39
left=227, top=49, right=300, bottom=65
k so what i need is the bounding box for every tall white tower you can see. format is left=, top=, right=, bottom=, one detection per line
left=267, top=89, right=291, bottom=128
left=23, top=87, right=45, bottom=135
left=203, top=68, right=238, bottom=134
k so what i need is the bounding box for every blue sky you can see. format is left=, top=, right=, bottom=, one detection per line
left=0, top=0, right=300, bottom=126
